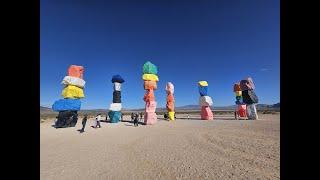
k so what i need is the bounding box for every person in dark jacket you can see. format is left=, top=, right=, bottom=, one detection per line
left=80, top=114, right=88, bottom=133
left=164, top=113, right=168, bottom=120
left=133, top=113, right=139, bottom=127
left=241, top=77, right=259, bottom=120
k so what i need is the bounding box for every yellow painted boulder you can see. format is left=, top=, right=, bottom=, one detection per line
left=62, top=85, right=84, bottom=99
left=142, top=74, right=159, bottom=82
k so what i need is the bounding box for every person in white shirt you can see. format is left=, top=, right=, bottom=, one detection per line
left=94, top=114, right=101, bottom=128
left=53, top=116, right=58, bottom=126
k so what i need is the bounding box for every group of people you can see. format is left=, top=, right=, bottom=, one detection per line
left=78, top=114, right=100, bottom=133
left=131, top=112, right=143, bottom=127
left=77, top=112, right=137, bottom=133
left=77, top=113, right=113, bottom=133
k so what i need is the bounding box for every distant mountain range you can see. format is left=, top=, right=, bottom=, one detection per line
left=40, top=106, right=51, bottom=111
left=41, top=102, right=279, bottom=113
left=173, top=103, right=280, bottom=110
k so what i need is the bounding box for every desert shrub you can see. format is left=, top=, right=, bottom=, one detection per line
left=262, top=111, right=276, bottom=114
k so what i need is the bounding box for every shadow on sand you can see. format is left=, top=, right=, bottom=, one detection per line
left=174, top=117, right=247, bottom=121
left=122, top=120, right=145, bottom=125
left=99, top=120, right=110, bottom=123
left=100, top=119, right=146, bottom=125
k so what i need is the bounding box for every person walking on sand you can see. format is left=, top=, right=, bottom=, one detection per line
left=80, top=114, right=88, bottom=133
left=187, top=114, right=190, bottom=120
left=133, top=113, right=139, bottom=127
left=94, top=114, right=101, bottom=128
left=53, top=116, right=58, bottom=126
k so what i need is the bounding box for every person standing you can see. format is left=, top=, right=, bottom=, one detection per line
left=241, top=77, right=259, bottom=120
left=164, top=113, right=168, bottom=120
left=53, top=116, right=58, bottom=126
left=80, top=114, right=88, bottom=133
left=133, top=113, right=139, bottom=127
left=94, top=114, right=102, bottom=128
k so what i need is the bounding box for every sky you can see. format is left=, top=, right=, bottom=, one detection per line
left=40, top=0, right=280, bottom=109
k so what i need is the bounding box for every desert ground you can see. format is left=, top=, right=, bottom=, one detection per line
left=40, top=113, right=280, bottom=180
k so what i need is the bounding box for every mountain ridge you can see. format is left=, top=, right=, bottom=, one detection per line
left=41, top=102, right=280, bottom=112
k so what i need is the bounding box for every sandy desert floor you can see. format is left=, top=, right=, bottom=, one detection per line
left=40, top=113, right=280, bottom=180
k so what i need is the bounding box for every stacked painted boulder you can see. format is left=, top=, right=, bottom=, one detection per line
left=142, top=61, right=159, bottom=125
left=108, top=75, right=125, bottom=123
left=52, top=65, right=85, bottom=128
left=233, top=83, right=247, bottom=119
left=166, top=82, right=175, bottom=121
left=198, top=81, right=213, bottom=120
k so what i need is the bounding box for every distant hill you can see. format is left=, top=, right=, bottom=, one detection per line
left=175, top=103, right=280, bottom=110
left=40, top=106, right=50, bottom=111
left=272, top=103, right=280, bottom=108
left=41, top=102, right=279, bottom=114
left=40, top=106, right=54, bottom=113
left=256, top=103, right=280, bottom=110
left=176, top=105, right=200, bottom=110
left=122, top=103, right=280, bottom=111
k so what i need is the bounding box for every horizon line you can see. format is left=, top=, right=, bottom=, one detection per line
left=41, top=102, right=280, bottom=110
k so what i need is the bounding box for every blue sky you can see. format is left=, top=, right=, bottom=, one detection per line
left=40, top=0, right=279, bottom=109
